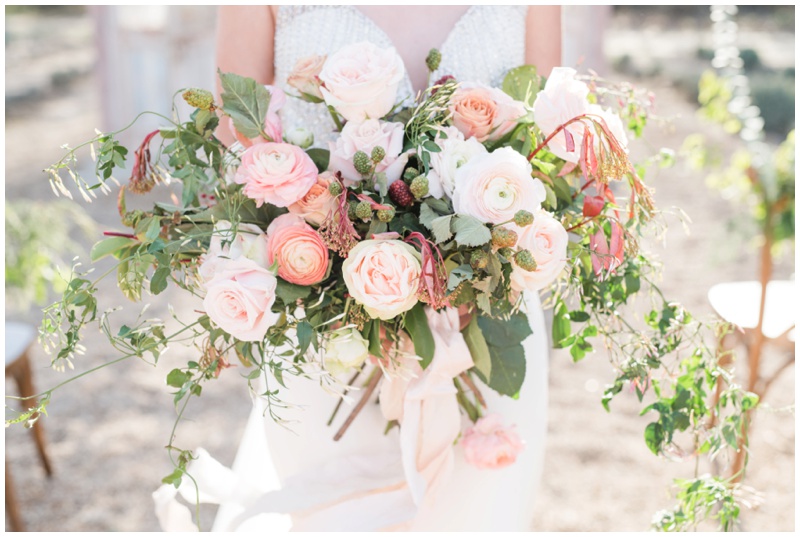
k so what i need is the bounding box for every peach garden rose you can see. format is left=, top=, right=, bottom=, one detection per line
left=342, top=239, right=421, bottom=320
left=234, top=142, right=318, bottom=208
left=266, top=213, right=329, bottom=286
left=287, top=54, right=326, bottom=100
left=288, top=171, right=337, bottom=227
left=449, top=83, right=527, bottom=143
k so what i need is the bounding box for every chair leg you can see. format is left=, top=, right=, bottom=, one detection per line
left=11, top=351, right=54, bottom=477
left=5, top=459, right=25, bottom=532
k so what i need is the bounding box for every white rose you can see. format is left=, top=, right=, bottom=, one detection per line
left=323, top=327, right=370, bottom=375
left=319, top=42, right=405, bottom=123
left=508, top=210, right=569, bottom=292
left=199, top=221, right=269, bottom=284
left=284, top=127, right=315, bottom=149
left=532, top=67, right=592, bottom=163
left=452, top=147, right=546, bottom=224
left=328, top=119, right=409, bottom=186
left=427, top=126, right=487, bottom=199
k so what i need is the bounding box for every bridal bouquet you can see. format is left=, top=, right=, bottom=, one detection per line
left=31, top=42, right=757, bottom=530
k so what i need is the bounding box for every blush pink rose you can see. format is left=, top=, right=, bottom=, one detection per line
left=234, top=142, right=318, bottom=208
left=506, top=209, right=569, bottom=293
left=461, top=414, right=525, bottom=470
left=449, top=83, right=527, bottom=143
left=328, top=119, right=409, bottom=186
left=199, top=221, right=269, bottom=284
left=319, top=42, right=405, bottom=123
left=287, top=54, right=326, bottom=100
left=287, top=171, right=337, bottom=226
left=266, top=213, right=329, bottom=286
left=225, top=85, right=286, bottom=146
left=452, top=147, right=546, bottom=224
left=532, top=67, right=592, bottom=163
left=203, top=257, right=279, bottom=342
left=342, top=239, right=421, bottom=320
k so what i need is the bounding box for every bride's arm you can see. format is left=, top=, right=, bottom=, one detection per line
left=525, top=6, right=562, bottom=76
left=215, top=6, right=277, bottom=145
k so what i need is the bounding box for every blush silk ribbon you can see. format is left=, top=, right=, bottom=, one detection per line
left=153, top=306, right=474, bottom=532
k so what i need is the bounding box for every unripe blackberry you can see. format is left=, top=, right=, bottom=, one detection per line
left=513, top=210, right=534, bottom=227
left=328, top=181, right=343, bottom=196
left=410, top=175, right=429, bottom=199
left=403, top=167, right=419, bottom=182
left=514, top=249, right=538, bottom=271
left=491, top=227, right=518, bottom=249
left=347, top=201, right=359, bottom=220
left=122, top=209, right=145, bottom=228
left=470, top=250, right=489, bottom=271
left=182, top=88, right=215, bottom=111
left=371, top=146, right=386, bottom=163
left=353, top=151, right=372, bottom=176
left=388, top=180, right=415, bottom=207
left=377, top=207, right=396, bottom=222
left=355, top=201, right=373, bottom=221
left=426, top=48, right=442, bottom=72
left=497, top=247, right=514, bottom=260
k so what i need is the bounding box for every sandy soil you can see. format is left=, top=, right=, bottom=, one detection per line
left=5, top=9, right=795, bottom=532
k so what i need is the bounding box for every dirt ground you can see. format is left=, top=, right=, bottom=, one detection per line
left=4, top=8, right=795, bottom=532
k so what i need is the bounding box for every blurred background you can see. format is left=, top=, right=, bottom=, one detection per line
left=4, top=5, right=795, bottom=532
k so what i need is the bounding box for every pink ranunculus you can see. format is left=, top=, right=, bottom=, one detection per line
left=328, top=119, right=408, bottom=186
left=461, top=414, right=525, bottom=470
left=287, top=171, right=337, bottom=227
left=233, top=142, right=318, bottom=208
left=198, top=221, right=269, bottom=284
left=427, top=126, right=487, bottom=199
left=590, top=221, right=624, bottom=277
left=532, top=67, right=592, bottom=163
left=226, top=85, right=287, bottom=147
left=342, top=239, right=421, bottom=320
left=449, top=83, right=527, bottom=143
left=507, top=210, right=569, bottom=293
left=452, top=147, right=546, bottom=224
left=203, top=257, right=279, bottom=342
left=318, top=42, right=405, bottom=123
left=266, top=213, right=329, bottom=286
left=287, top=54, right=326, bottom=100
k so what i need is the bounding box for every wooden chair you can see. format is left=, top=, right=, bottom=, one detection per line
left=6, top=321, right=54, bottom=532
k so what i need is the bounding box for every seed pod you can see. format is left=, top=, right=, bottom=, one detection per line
left=513, top=210, right=534, bottom=227
left=377, top=207, right=396, bottom=222
left=491, top=227, right=518, bottom=249
left=371, top=146, right=386, bottom=163
left=355, top=200, right=373, bottom=221
left=410, top=176, right=429, bottom=199
left=514, top=249, right=538, bottom=271
left=353, top=151, right=372, bottom=176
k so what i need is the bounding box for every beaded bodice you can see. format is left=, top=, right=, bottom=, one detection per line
left=274, top=5, right=528, bottom=146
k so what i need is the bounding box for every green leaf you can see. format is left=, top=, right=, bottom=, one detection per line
left=161, top=469, right=183, bottom=488
left=367, top=319, right=383, bottom=358
left=419, top=202, right=438, bottom=229
left=145, top=217, right=162, bottom=241
left=644, top=422, right=664, bottom=455
left=447, top=264, right=473, bottom=291
left=451, top=215, right=492, bottom=247
left=502, top=65, right=542, bottom=106
left=404, top=304, right=435, bottom=368
left=462, top=315, right=491, bottom=380
left=166, top=369, right=188, bottom=388
left=296, top=321, right=313, bottom=355
left=569, top=310, right=590, bottom=323
left=552, top=176, right=572, bottom=204
left=542, top=183, right=558, bottom=210
left=218, top=70, right=272, bottom=140
left=306, top=148, right=330, bottom=173
left=275, top=279, right=311, bottom=304
left=531, top=158, right=556, bottom=175
left=552, top=299, right=571, bottom=348
left=431, top=215, right=454, bottom=244
left=90, top=236, right=136, bottom=262
left=150, top=267, right=170, bottom=295
left=476, top=314, right=532, bottom=397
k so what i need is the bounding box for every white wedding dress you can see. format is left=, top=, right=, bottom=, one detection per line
left=176, top=6, right=550, bottom=532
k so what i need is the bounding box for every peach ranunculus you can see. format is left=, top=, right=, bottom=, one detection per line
left=226, top=85, right=287, bottom=147
left=203, top=257, right=279, bottom=342
left=426, top=126, right=487, bottom=199
left=266, top=213, right=329, bottom=286
left=506, top=209, right=569, bottom=293
left=328, top=119, right=409, bottom=186
left=342, top=239, right=421, bottom=320
left=318, top=42, right=405, bottom=123
left=452, top=147, right=546, bottom=225
left=532, top=67, right=592, bottom=163
left=461, top=414, right=525, bottom=470
left=448, top=83, right=527, bottom=143
left=198, top=220, right=269, bottom=284
left=287, top=171, right=337, bottom=227
left=287, top=54, right=326, bottom=101
left=234, top=142, right=318, bottom=208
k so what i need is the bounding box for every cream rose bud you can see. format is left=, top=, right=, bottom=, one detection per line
left=452, top=147, right=546, bottom=224
left=323, top=328, right=370, bottom=375
left=266, top=213, right=329, bottom=286
left=284, top=127, right=315, bottom=149
left=199, top=221, right=269, bottom=284
left=203, top=257, right=279, bottom=342
left=532, top=67, right=592, bottom=163
left=319, top=42, right=405, bottom=123
left=427, top=126, right=488, bottom=199
left=288, top=171, right=337, bottom=227
left=507, top=210, right=569, bottom=293
left=449, top=83, right=527, bottom=143
left=342, top=240, right=421, bottom=320
left=287, top=54, right=326, bottom=100
left=328, top=119, right=408, bottom=186
left=234, top=142, right=318, bottom=208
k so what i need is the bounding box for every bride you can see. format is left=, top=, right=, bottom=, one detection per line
left=189, top=5, right=561, bottom=532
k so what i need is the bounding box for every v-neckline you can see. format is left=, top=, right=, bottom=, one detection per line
left=347, top=5, right=477, bottom=94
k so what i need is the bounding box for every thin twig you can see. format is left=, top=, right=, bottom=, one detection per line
left=459, top=372, right=487, bottom=408
left=333, top=367, right=383, bottom=441
left=326, top=366, right=364, bottom=427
